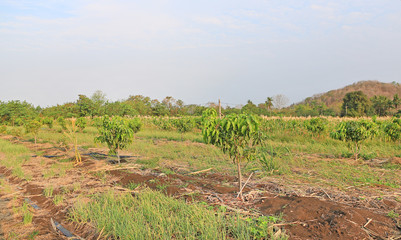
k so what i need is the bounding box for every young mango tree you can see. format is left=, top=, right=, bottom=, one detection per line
left=95, top=116, right=136, bottom=164
left=25, top=120, right=42, bottom=144
left=202, top=109, right=262, bottom=200
left=304, top=117, right=328, bottom=137
left=384, top=118, right=401, bottom=142
left=127, top=117, right=143, bottom=134
left=330, top=120, right=377, bottom=160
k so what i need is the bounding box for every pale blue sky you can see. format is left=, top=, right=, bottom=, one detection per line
left=1, top=0, right=401, bottom=107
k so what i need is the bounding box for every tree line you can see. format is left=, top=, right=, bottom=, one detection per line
left=1, top=90, right=400, bottom=125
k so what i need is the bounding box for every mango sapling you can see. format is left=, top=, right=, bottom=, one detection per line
left=330, top=120, right=377, bottom=160
left=95, top=116, right=140, bottom=164
left=202, top=109, right=262, bottom=200
left=25, top=120, right=42, bottom=144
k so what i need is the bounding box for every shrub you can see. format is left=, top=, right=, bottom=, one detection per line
left=42, top=117, right=54, bottom=129
left=95, top=116, right=136, bottom=164
left=75, top=117, right=87, bottom=132
left=331, top=120, right=377, bottom=160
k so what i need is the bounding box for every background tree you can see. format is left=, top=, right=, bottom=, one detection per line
left=91, top=90, right=107, bottom=116
left=340, top=91, right=370, bottom=117
left=75, top=117, right=87, bottom=132
left=273, top=94, right=289, bottom=109
left=125, top=95, right=153, bottom=115
left=393, top=94, right=401, bottom=110
left=242, top=100, right=259, bottom=114
left=42, top=117, right=54, bottom=129
left=0, top=100, right=39, bottom=125
left=371, top=95, right=393, bottom=116
left=265, top=97, right=273, bottom=112
left=77, top=95, right=96, bottom=117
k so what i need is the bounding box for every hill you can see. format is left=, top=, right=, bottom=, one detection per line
left=300, top=80, right=401, bottom=112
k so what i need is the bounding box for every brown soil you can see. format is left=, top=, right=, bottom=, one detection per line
left=0, top=135, right=400, bottom=239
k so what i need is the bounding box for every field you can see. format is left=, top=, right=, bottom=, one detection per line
left=0, top=116, right=401, bottom=239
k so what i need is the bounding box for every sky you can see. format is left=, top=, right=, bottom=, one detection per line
left=1, top=0, right=401, bottom=107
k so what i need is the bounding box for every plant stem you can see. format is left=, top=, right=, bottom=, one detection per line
left=236, top=156, right=243, bottom=201
left=117, top=145, right=120, bottom=164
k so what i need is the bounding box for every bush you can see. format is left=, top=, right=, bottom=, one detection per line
left=42, top=117, right=54, bottom=129
left=76, top=117, right=87, bottom=132
left=127, top=118, right=142, bottom=133
left=57, top=117, right=67, bottom=130
left=331, top=120, right=377, bottom=160
left=95, top=116, right=137, bottom=163
left=0, top=125, right=6, bottom=134
left=304, top=118, right=328, bottom=136
left=173, top=117, right=194, bottom=133
left=384, top=118, right=401, bottom=142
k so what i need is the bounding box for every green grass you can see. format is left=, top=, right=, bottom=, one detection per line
left=0, top=138, right=30, bottom=156
left=290, top=158, right=400, bottom=189
left=21, top=202, right=33, bottom=225
left=0, top=139, right=32, bottom=180
left=53, top=194, right=64, bottom=205
left=69, top=189, right=287, bottom=240
left=136, top=128, right=203, bottom=143
left=43, top=185, right=54, bottom=197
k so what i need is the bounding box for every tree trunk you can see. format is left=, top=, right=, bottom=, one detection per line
left=355, top=142, right=358, bottom=161
left=117, top=146, right=120, bottom=164
left=236, top=157, right=243, bottom=201
left=34, top=135, right=37, bottom=145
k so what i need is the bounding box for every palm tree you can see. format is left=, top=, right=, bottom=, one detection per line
left=265, top=97, right=273, bottom=116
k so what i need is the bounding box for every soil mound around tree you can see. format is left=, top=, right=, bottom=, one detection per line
left=257, top=194, right=398, bottom=239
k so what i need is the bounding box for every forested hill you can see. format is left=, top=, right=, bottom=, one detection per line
left=299, top=80, right=401, bottom=111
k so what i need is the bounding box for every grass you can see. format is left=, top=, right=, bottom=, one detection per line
left=43, top=185, right=54, bottom=197
left=0, top=179, right=12, bottom=193
left=73, top=182, right=81, bottom=192
left=0, top=138, right=32, bottom=180
left=0, top=138, right=30, bottom=156
left=53, top=194, right=64, bottom=205
left=136, top=128, right=203, bottom=143
left=21, top=202, right=33, bottom=225
left=292, top=158, right=400, bottom=189
left=387, top=210, right=400, bottom=219
left=69, top=189, right=287, bottom=240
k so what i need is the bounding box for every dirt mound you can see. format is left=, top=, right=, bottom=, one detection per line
left=257, top=194, right=397, bottom=239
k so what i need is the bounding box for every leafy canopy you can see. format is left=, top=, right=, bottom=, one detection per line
left=95, top=116, right=135, bottom=157
left=330, top=120, right=377, bottom=143
left=202, top=109, right=262, bottom=163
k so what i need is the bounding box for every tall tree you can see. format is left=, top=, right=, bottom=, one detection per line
left=265, top=97, right=273, bottom=111
left=91, top=90, right=107, bottom=115
left=273, top=94, right=289, bottom=109
left=371, top=95, right=392, bottom=116
left=340, top=91, right=370, bottom=117
left=393, top=94, right=401, bottom=110
left=76, top=95, right=95, bottom=117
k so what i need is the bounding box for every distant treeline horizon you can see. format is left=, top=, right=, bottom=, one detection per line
left=1, top=90, right=400, bottom=125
